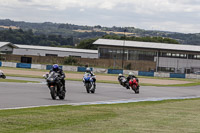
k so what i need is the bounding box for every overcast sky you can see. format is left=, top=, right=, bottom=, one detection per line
left=1, top=0, right=200, bottom=33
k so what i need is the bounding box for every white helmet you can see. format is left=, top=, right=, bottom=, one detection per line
left=128, top=72, right=134, bottom=76
left=86, top=67, right=91, bottom=72
left=119, top=73, right=123, bottom=76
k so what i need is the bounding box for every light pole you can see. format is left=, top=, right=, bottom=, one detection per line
left=122, top=29, right=126, bottom=69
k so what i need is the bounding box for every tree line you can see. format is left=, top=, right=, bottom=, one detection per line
left=0, top=28, right=74, bottom=46
left=76, top=35, right=179, bottom=50
left=0, top=28, right=179, bottom=50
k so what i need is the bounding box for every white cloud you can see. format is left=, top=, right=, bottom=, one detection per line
left=0, top=0, right=200, bottom=33
left=80, top=8, right=85, bottom=12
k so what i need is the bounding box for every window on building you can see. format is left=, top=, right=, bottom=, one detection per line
left=188, top=54, right=200, bottom=60
left=69, top=55, right=81, bottom=58
left=21, top=57, right=32, bottom=64
left=161, top=52, right=187, bottom=58
left=129, top=50, right=156, bottom=61
left=158, top=67, right=175, bottom=72
left=99, top=48, right=156, bottom=61
left=45, top=54, right=58, bottom=57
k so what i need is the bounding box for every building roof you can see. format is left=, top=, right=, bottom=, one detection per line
left=0, top=42, right=18, bottom=48
left=14, top=44, right=98, bottom=54
left=93, top=39, right=200, bottom=52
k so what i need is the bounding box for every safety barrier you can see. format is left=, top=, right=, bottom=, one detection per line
left=16, top=63, right=31, bottom=69
left=77, top=67, right=93, bottom=72
left=107, top=69, right=123, bottom=74
left=138, top=71, right=154, bottom=77
left=63, top=66, right=77, bottom=72
left=170, top=73, right=186, bottom=78
left=123, top=70, right=138, bottom=75
left=2, top=62, right=17, bottom=68
left=31, top=64, right=46, bottom=70
left=93, top=68, right=107, bottom=74
left=1, top=61, right=199, bottom=79
left=154, top=72, right=170, bottom=78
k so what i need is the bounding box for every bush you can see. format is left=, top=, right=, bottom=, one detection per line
left=125, top=63, right=132, bottom=70
left=64, top=56, right=77, bottom=65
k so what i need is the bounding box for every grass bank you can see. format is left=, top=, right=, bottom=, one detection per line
left=2, top=67, right=200, bottom=86
left=1, top=98, right=200, bottom=133
left=0, top=79, right=39, bottom=83
left=5, top=74, right=200, bottom=87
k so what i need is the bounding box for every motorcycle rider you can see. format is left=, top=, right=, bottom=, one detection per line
left=126, top=72, right=139, bottom=89
left=0, top=70, right=6, bottom=79
left=118, top=73, right=126, bottom=84
left=85, top=67, right=96, bottom=88
left=126, top=72, right=138, bottom=82
left=50, top=64, right=66, bottom=92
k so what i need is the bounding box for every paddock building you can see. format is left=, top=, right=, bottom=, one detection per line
left=0, top=42, right=98, bottom=63
left=93, top=39, right=200, bottom=73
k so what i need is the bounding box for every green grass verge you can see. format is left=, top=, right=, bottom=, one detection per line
left=141, top=82, right=200, bottom=87
left=2, top=66, right=199, bottom=80
left=5, top=74, right=200, bottom=87
left=6, top=74, right=43, bottom=79
left=2, top=67, right=200, bottom=86
left=1, top=98, right=200, bottom=133
left=0, top=79, right=39, bottom=83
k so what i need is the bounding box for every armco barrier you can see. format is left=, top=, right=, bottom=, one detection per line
left=93, top=68, right=107, bottom=73
left=107, top=69, right=123, bottom=74
left=185, top=74, right=197, bottom=79
left=16, top=63, right=31, bottom=69
left=77, top=67, right=93, bottom=72
left=31, top=64, right=46, bottom=70
left=46, top=65, right=63, bottom=70
left=138, top=71, right=154, bottom=77
left=154, top=72, right=170, bottom=78
left=2, top=62, right=17, bottom=67
left=123, top=70, right=138, bottom=75
left=62, top=66, right=77, bottom=72
left=170, top=73, right=185, bottom=78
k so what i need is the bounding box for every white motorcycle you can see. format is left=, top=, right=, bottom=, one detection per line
left=0, top=70, right=6, bottom=79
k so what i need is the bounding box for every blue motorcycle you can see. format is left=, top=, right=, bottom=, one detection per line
left=83, top=73, right=95, bottom=93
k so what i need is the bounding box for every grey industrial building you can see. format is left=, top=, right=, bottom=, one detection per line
left=93, top=39, right=200, bottom=73
left=0, top=42, right=18, bottom=54
left=0, top=42, right=98, bottom=59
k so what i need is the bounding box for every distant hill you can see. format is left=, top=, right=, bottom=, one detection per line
left=0, top=19, right=200, bottom=45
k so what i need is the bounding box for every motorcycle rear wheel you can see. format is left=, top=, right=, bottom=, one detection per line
left=2, top=75, right=6, bottom=79
left=90, top=88, right=95, bottom=93
left=59, top=90, right=65, bottom=100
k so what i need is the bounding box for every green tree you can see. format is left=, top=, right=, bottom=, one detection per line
left=76, top=38, right=98, bottom=50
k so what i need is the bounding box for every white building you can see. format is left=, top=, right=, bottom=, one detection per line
left=13, top=44, right=98, bottom=58
left=93, top=39, right=200, bottom=73
left=0, top=42, right=17, bottom=54
left=0, top=42, right=98, bottom=58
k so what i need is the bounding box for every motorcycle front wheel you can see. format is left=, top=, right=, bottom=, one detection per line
left=131, top=85, right=139, bottom=94
left=50, top=86, right=57, bottom=100
left=85, top=83, right=90, bottom=93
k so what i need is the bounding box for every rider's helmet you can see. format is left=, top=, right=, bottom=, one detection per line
left=119, top=73, right=123, bottom=77
left=128, top=72, right=134, bottom=76
left=52, top=64, right=59, bottom=71
left=86, top=67, right=91, bottom=73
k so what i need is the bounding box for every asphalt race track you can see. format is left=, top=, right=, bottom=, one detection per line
left=0, top=77, right=200, bottom=110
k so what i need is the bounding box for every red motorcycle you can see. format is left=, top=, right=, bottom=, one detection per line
left=129, top=78, right=139, bottom=94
